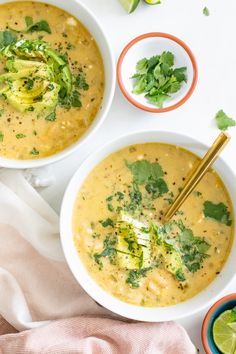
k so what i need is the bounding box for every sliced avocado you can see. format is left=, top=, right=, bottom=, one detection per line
left=116, top=212, right=152, bottom=269
left=5, top=80, right=60, bottom=114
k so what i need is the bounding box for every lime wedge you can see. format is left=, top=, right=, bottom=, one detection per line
left=119, top=0, right=140, bottom=13
left=213, top=310, right=236, bottom=354
left=144, top=0, right=161, bottom=4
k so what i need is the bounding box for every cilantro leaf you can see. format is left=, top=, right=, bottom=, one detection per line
left=126, top=268, right=152, bottom=288
left=45, top=112, right=56, bottom=121
left=175, top=269, right=186, bottom=282
left=131, top=51, right=187, bottom=108
left=0, top=132, right=4, bottom=142
left=30, top=147, right=39, bottom=155
left=173, top=67, right=187, bottom=82
left=145, top=178, right=168, bottom=198
left=75, top=73, right=89, bottom=91
left=215, top=110, right=236, bottom=131
left=0, top=31, right=17, bottom=48
left=94, top=235, right=117, bottom=268
left=203, top=7, right=210, bottom=16
left=16, top=133, right=26, bottom=139
left=99, top=218, right=114, bottom=228
left=160, top=51, right=174, bottom=66
left=136, top=58, right=149, bottom=74
left=203, top=201, right=232, bottom=226
left=126, top=160, right=164, bottom=185
left=12, top=17, right=51, bottom=34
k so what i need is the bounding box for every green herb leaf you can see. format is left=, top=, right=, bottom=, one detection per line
left=26, top=19, right=51, bottom=34
left=215, top=110, right=236, bottom=131
left=126, top=268, right=152, bottom=288
left=25, top=16, right=33, bottom=27
left=175, top=269, right=186, bottom=282
left=145, top=178, right=169, bottom=198
left=16, top=133, right=26, bottom=139
left=0, top=109, right=4, bottom=117
left=136, top=58, right=149, bottom=75
left=203, top=7, right=210, bottom=16
left=0, top=31, right=17, bottom=48
left=203, top=201, right=232, bottom=226
left=45, top=112, right=56, bottom=121
left=30, top=147, right=39, bottom=155
left=160, top=51, right=174, bottom=66
left=127, top=160, right=164, bottom=185
left=0, top=131, right=4, bottom=142
left=75, top=73, right=89, bottom=91
left=99, top=218, right=114, bottom=228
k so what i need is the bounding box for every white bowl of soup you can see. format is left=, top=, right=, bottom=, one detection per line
left=0, top=0, right=115, bottom=168
left=60, top=131, right=236, bottom=322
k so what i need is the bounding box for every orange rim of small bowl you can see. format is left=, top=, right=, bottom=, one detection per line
left=117, top=32, right=198, bottom=113
left=201, top=293, right=236, bottom=354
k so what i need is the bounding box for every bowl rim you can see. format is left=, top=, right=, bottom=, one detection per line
left=117, top=32, right=198, bottom=113
left=201, top=293, right=236, bottom=354
left=60, top=130, right=236, bottom=322
left=0, top=0, right=115, bottom=169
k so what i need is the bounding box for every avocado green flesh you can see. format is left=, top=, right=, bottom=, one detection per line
left=115, top=213, right=185, bottom=278
left=0, top=39, right=73, bottom=115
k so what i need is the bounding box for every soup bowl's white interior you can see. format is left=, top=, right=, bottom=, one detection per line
left=60, top=131, right=236, bottom=322
left=0, top=0, right=115, bottom=169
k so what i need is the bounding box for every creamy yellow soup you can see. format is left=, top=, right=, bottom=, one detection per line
left=0, top=1, right=104, bottom=159
left=73, top=143, right=234, bottom=307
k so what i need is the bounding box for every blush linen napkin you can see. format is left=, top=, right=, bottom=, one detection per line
left=0, top=169, right=196, bottom=354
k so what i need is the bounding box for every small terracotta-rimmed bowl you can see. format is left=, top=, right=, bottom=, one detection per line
left=202, top=293, right=236, bottom=354
left=117, top=32, right=198, bottom=113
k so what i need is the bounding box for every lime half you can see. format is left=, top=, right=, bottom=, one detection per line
left=213, top=310, right=236, bottom=354
left=119, top=0, right=140, bottom=13
left=144, top=0, right=161, bottom=4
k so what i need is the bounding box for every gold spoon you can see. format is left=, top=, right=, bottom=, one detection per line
left=164, top=132, right=230, bottom=223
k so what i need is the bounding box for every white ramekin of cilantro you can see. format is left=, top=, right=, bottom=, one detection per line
left=117, top=32, right=198, bottom=113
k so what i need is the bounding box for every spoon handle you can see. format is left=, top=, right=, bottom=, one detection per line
left=164, top=132, right=230, bottom=223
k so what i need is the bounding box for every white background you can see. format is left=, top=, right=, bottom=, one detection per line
left=40, top=1, right=236, bottom=352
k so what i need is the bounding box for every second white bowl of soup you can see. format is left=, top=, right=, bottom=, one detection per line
left=60, top=131, right=236, bottom=321
left=0, top=0, right=115, bottom=168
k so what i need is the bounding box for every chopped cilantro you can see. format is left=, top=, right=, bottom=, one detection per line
left=107, top=203, right=114, bottom=212
left=93, top=235, right=117, bottom=268
left=115, top=192, right=125, bottom=201
left=145, top=178, right=169, bottom=199
left=131, top=52, right=187, bottom=108
left=175, top=269, right=186, bottom=282
left=0, top=31, right=17, bottom=49
left=30, top=147, right=39, bottom=155
left=0, top=131, right=4, bottom=142
left=75, top=73, right=89, bottom=91
left=193, top=191, right=202, bottom=197
left=126, top=160, right=164, bottom=185
left=66, top=43, right=75, bottom=50
left=126, top=268, right=152, bottom=288
left=16, top=133, right=26, bottom=139
left=13, top=17, right=51, bottom=34
left=215, top=110, right=236, bottom=131
left=45, top=111, right=56, bottom=121
left=203, top=7, right=210, bottom=16
left=203, top=201, right=232, bottom=226
left=178, top=228, right=210, bottom=273
left=99, top=218, right=114, bottom=228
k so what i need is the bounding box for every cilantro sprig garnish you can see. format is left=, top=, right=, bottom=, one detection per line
left=131, top=52, right=187, bottom=108
left=203, top=201, right=232, bottom=226
left=215, top=110, right=236, bottom=131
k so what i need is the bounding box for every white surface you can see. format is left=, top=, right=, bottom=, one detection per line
left=38, top=0, right=236, bottom=352
left=120, top=35, right=194, bottom=108
left=0, top=0, right=115, bottom=168
left=60, top=131, right=236, bottom=323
